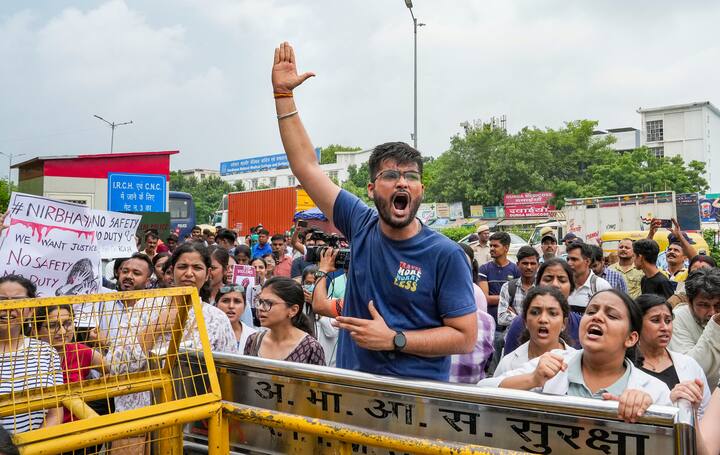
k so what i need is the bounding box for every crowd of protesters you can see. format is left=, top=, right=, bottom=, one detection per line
left=0, top=39, right=718, bottom=455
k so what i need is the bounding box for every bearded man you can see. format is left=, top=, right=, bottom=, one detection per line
left=271, top=41, right=477, bottom=380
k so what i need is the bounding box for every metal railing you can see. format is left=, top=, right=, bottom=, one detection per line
left=187, top=352, right=696, bottom=455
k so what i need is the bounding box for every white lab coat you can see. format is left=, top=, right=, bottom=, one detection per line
left=494, top=341, right=576, bottom=378
left=668, top=350, right=711, bottom=419
left=479, top=349, right=673, bottom=406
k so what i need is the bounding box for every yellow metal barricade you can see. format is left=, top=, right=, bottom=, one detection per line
left=0, top=287, right=222, bottom=455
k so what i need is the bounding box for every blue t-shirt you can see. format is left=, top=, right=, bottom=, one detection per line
left=478, top=261, right=520, bottom=322
left=333, top=190, right=476, bottom=381
left=251, top=242, right=272, bottom=260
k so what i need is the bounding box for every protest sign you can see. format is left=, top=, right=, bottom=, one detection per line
left=0, top=193, right=101, bottom=296
left=231, top=264, right=256, bottom=307
left=90, top=209, right=141, bottom=259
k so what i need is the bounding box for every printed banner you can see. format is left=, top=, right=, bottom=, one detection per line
left=503, top=192, right=554, bottom=206
left=504, top=204, right=550, bottom=218
left=91, top=209, right=141, bottom=259
left=699, top=197, right=720, bottom=223
left=231, top=264, right=257, bottom=307
left=0, top=193, right=101, bottom=296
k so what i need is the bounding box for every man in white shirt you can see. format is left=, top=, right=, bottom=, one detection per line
left=668, top=267, right=720, bottom=387
left=565, top=242, right=611, bottom=313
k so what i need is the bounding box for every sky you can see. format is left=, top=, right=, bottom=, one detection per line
left=1, top=1, right=720, bottom=175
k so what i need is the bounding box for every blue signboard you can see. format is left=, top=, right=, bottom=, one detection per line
left=220, top=149, right=321, bottom=176
left=108, top=173, right=167, bottom=213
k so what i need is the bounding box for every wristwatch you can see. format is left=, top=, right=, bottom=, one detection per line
left=314, top=271, right=328, bottom=280
left=393, top=331, right=407, bottom=352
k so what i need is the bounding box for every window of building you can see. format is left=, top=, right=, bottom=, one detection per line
left=650, top=146, right=664, bottom=158
left=288, top=176, right=296, bottom=186
left=268, top=177, right=277, bottom=187
left=646, top=120, right=663, bottom=142
left=251, top=178, right=258, bottom=189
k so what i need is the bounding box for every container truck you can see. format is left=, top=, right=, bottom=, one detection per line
left=212, top=187, right=316, bottom=235
left=528, top=191, right=677, bottom=245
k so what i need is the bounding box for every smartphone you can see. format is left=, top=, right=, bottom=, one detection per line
left=297, top=220, right=308, bottom=228
left=658, top=219, right=673, bottom=229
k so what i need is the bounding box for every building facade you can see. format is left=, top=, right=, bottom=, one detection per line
left=179, top=168, right=219, bottom=181
left=220, top=149, right=372, bottom=190
left=593, top=127, right=642, bottom=153
left=638, top=101, right=720, bottom=191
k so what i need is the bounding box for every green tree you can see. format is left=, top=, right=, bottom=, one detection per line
left=169, top=172, right=238, bottom=223
left=0, top=180, right=13, bottom=212
left=341, top=163, right=373, bottom=205
left=425, top=119, right=708, bottom=209
left=319, top=144, right=362, bottom=164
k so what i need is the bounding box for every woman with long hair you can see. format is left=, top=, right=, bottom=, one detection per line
left=503, top=258, right=580, bottom=354
left=110, top=243, right=237, bottom=427
left=208, top=247, right=230, bottom=304
left=494, top=286, right=575, bottom=376
left=0, top=275, right=63, bottom=433
left=215, top=285, right=257, bottom=352
left=481, top=290, right=672, bottom=423
left=244, top=277, right=325, bottom=365
left=635, top=294, right=710, bottom=417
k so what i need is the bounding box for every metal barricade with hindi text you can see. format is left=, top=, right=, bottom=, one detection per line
left=186, top=352, right=696, bottom=455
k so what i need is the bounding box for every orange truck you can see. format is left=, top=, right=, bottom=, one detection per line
left=213, top=187, right=316, bottom=236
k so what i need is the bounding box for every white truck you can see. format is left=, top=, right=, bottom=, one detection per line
left=528, top=191, right=677, bottom=245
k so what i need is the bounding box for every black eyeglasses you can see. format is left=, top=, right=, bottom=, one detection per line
left=373, top=169, right=421, bottom=183
left=219, top=285, right=245, bottom=294
left=255, top=298, right=283, bottom=311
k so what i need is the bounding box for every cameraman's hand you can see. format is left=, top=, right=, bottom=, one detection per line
left=319, top=247, right=338, bottom=274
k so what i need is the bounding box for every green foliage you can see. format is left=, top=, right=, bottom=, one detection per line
left=170, top=172, right=241, bottom=223
left=702, top=229, right=720, bottom=264
left=319, top=144, right=362, bottom=165
left=341, top=163, right=373, bottom=205
left=0, top=180, right=12, bottom=212
left=438, top=225, right=476, bottom=241
left=424, top=120, right=709, bottom=208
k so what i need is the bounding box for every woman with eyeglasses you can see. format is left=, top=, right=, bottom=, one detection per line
left=0, top=275, right=63, bottom=433
left=215, top=285, right=257, bottom=352
left=244, top=277, right=325, bottom=365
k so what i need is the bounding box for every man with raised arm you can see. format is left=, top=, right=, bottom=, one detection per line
left=272, top=42, right=476, bottom=380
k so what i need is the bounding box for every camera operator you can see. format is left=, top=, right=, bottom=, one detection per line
left=311, top=248, right=346, bottom=319
left=273, top=42, right=476, bottom=380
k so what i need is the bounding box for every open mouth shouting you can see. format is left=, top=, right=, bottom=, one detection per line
left=536, top=326, right=550, bottom=338
left=391, top=192, right=410, bottom=218
left=586, top=323, right=604, bottom=341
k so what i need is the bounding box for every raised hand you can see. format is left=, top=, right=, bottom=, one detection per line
left=272, top=42, right=315, bottom=95
left=532, top=352, right=567, bottom=388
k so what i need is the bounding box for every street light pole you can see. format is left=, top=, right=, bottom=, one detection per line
left=404, top=0, right=424, bottom=150
left=94, top=115, right=133, bottom=153
left=0, top=152, right=26, bottom=186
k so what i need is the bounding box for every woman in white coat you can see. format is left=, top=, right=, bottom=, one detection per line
left=480, top=290, right=671, bottom=423
left=494, top=286, right=576, bottom=376
left=635, top=293, right=711, bottom=418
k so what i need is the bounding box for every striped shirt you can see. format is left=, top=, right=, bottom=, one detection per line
left=0, top=338, right=63, bottom=434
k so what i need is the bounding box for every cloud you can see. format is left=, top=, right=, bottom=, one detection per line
left=2, top=0, right=720, bottom=173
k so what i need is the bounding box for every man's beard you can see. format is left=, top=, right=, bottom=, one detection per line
left=373, top=192, right=422, bottom=229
